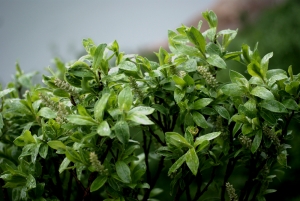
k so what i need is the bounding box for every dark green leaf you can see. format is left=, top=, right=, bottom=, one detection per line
left=192, top=98, right=213, bottom=110
left=114, top=121, right=130, bottom=145
left=65, top=147, right=82, bottom=163
left=174, top=88, right=185, bottom=103
left=282, top=99, right=299, bottom=110
left=115, top=161, right=131, bottom=183
left=90, top=175, right=107, bottom=192
left=168, top=154, right=186, bottom=176
left=247, top=61, right=264, bottom=80
left=185, top=26, right=206, bottom=55
left=260, top=100, right=288, bottom=113
left=213, top=105, right=230, bottom=120
left=191, top=111, right=209, bottom=128
left=251, top=130, right=262, bottom=153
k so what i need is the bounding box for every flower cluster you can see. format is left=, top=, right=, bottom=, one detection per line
left=238, top=135, right=252, bottom=149
left=39, top=93, right=68, bottom=123
left=89, top=152, right=108, bottom=175
left=263, top=126, right=280, bottom=149
left=129, top=76, right=144, bottom=102
left=197, top=66, right=217, bottom=87
left=54, top=79, right=78, bottom=97
left=226, top=182, right=239, bottom=201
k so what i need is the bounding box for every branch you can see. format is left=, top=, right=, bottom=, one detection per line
left=149, top=114, right=167, bottom=133
left=143, top=130, right=151, bottom=183
left=192, top=166, right=217, bottom=201
left=148, top=126, right=166, bottom=146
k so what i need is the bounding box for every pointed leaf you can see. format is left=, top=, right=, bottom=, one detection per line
left=114, top=121, right=130, bottom=144
left=251, top=86, right=274, bottom=100
left=194, top=132, right=221, bottom=148
left=118, top=87, right=133, bottom=111
left=67, top=115, right=97, bottom=125
left=165, top=132, right=192, bottom=148
left=207, top=54, right=226, bottom=69
left=213, top=105, right=230, bottom=120
left=221, top=83, right=245, bottom=96
left=126, top=113, right=153, bottom=125
left=97, top=121, right=111, bottom=136
left=90, top=175, right=108, bottom=192
left=260, top=100, right=288, bottom=113
left=193, top=98, right=213, bottom=110
left=185, top=26, right=206, bottom=55
left=186, top=148, right=199, bottom=175
left=37, top=107, right=57, bottom=119
left=47, top=140, right=66, bottom=150
left=168, top=154, right=186, bottom=176
left=191, top=111, right=209, bottom=128
left=251, top=130, right=262, bottom=153
left=116, top=161, right=131, bottom=183
left=94, top=92, right=111, bottom=121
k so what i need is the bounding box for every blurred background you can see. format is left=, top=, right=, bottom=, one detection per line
left=1, top=0, right=300, bottom=200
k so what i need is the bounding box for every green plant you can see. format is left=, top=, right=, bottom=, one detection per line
left=0, top=10, right=299, bottom=201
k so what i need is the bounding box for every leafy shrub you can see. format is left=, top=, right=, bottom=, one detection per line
left=0, top=10, right=299, bottom=201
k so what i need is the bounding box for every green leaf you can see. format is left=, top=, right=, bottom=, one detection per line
left=282, top=99, right=299, bottom=110
left=191, top=111, right=209, bottom=128
left=126, top=113, right=154, bottom=125
left=128, top=106, right=155, bottom=116
left=165, top=132, right=192, bottom=148
left=115, top=161, right=131, bottom=183
left=230, top=70, right=246, bottom=84
left=66, top=115, right=97, bottom=125
left=114, top=121, right=130, bottom=145
left=118, top=87, right=133, bottom=111
left=118, top=61, right=138, bottom=72
left=90, top=175, right=108, bottom=192
left=194, top=132, right=221, bottom=148
left=185, top=26, right=206, bottom=55
left=59, top=157, right=71, bottom=173
left=260, top=100, right=288, bottom=113
left=47, top=140, right=66, bottom=150
left=184, top=59, right=197, bottom=72
left=263, top=189, right=277, bottom=195
left=94, top=92, right=111, bottom=121
left=173, top=43, right=202, bottom=57
left=93, top=43, right=107, bottom=70
left=251, top=86, right=275, bottom=100
left=0, top=113, right=4, bottom=130
left=97, top=121, right=111, bottom=137
left=186, top=148, right=199, bottom=175
left=14, top=130, right=36, bottom=146
left=207, top=54, right=226, bottom=69
left=247, top=61, right=264, bottom=80
left=0, top=88, right=15, bottom=98
left=39, top=143, right=48, bottom=159
left=192, top=98, right=213, bottom=110
left=288, top=65, right=293, bottom=80
left=168, top=154, right=186, bottom=176
left=251, top=130, right=262, bottom=153
left=69, top=61, right=94, bottom=78
left=37, top=107, right=57, bottom=119
left=202, top=10, right=218, bottom=28
left=285, top=81, right=299, bottom=95
left=221, top=83, right=245, bottom=96
left=26, top=174, right=36, bottom=189
left=233, top=123, right=242, bottom=136
left=260, top=52, right=273, bottom=76
left=65, top=147, right=82, bottom=163
left=277, top=150, right=287, bottom=167
left=172, top=75, right=186, bottom=88
left=174, top=88, right=185, bottom=103
left=213, top=105, right=230, bottom=120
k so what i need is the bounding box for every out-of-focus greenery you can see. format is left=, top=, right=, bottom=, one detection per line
left=226, top=0, right=300, bottom=200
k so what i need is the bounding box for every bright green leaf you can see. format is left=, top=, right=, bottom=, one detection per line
left=191, top=111, right=209, bottom=128
left=118, top=87, right=133, bottom=111
left=94, top=92, right=111, bottom=121
left=168, top=154, right=186, bottom=176
left=186, top=148, right=199, bottom=175
left=126, top=113, right=154, bottom=125
left=185, top=26, right=206, bottom=55
left=193, top=98, right=213, bottom=110
left=47, top=140, right=66, bottom=150
left=118, top=61, right=138, bottom=72
left=165, top=132, right=192, bottom=148
left=66, top=115, right=97, bottom=125
left=213, top=105, right=230, bottom=120
left=114, top=121, right=130, bottom=144
left=59, top=157, right=71, bottom=173
left=97, top=121, right=111, bottom=137
left=207, top=54, right=226, bottom=69
left=221, top=83, right=245, bottom=96
left=0, top=88, right=15, bottom=99
left=251, top=86, right=275, bottom=100
left=194, top=132, right=221, bottom=148
left=260, top=100, right=288, bottom=113
left=37, top=107, right=57, bottom=119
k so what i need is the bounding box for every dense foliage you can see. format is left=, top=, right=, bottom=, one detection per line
left=1, top=10, right=299, bottom=201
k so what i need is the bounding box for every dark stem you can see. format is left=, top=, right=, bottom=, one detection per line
left=0, top=179, right=9, bottom=201
left=143, top=130, right=151, bottom=184
left=142, top=156, right=165, bottom=201
left=148, top=126, right=166, bottom=146
left=150, top=114, right=167, bottom=133
left=82, top=172, right=98, bottom=200
left=221, top=158, right=237, bottom=201
left=66, top=171, right=73, bottom=201
left=174, top=173, right=194, bottom=201
left=192, top=166, right=217, bottom=201
left=70, top=95, right=77, bottom=106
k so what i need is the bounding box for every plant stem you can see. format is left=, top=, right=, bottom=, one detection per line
left=66, top=171, right=73, bottom=201
left=142, top=156, right=165, bottom=201
left=192, top=166, right=217, bottom=201
left=148, top=126, right=166, bottom=146
left=143, top=130, right=151, bottom=183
